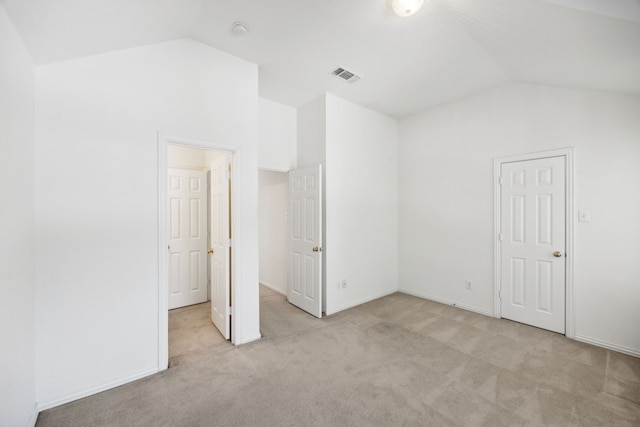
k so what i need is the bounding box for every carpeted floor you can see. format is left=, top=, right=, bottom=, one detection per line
left=168, top=301, right=231, bottom=368
left=36, top=287, right=640, bottom=426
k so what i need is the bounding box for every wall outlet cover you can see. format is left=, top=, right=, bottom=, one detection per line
left=578, top=210, right=591, bottom=222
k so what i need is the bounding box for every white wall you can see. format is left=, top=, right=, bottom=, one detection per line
left=258, top=170, right=289, bottom=294
left=259, top=98, right=296, bottom=171
left=399, top=82, right=640, bottom=355
left=297, top=96, right=326, bottom=169
left=297, top=96, right=327, bottom=310
left=257, top=98, right=296, bottom=295
left=0, top=6, right=37, bottom=426
left=324, top=94, right=399, bottom=314
left=34, top=38, right=259, bottom=407
left=168, top=144, right=207, bottom=169
left=297, top=94, right=399, bottom=315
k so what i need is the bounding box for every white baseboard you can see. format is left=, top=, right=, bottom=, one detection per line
left=326, top=288, right=398, bottom=316
left=37, top=368, right=158, bottom=411
left=397, top=289, right=640, bottom=357
left=28, top=402, right=39, bottom=427
left=398, top=288, right=495, bottom=318
left=574, top=334, right=640, bottom=358
left=259, top=282, right=286, bottom=296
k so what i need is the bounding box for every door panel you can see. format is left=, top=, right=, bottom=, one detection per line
left=168, top=169, right=207, bottom=309
left=500, top=157, right=565, bottom=333
left=288, top=165, right=323, bottom=318
left=210, top=156, right=231, bottom=339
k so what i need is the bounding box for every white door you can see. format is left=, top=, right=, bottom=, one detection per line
left=500, top=156, right=565, bottom=333
left=288, top=165, right=323, bottom=318
left=168, top=168, right=208, bottom=309
left=210, top=156, right=231, bottom=339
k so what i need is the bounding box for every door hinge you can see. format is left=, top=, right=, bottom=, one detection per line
left=226, top=238, right=232, bottom=248
left=227, top=306, right=232, bottom=316
left=225, top=170, right=230, bottom=180
left=499, top=176, right=503, bottom=185
left=498, top=233, right=503, bottom=241
left=498, top=289, right=502, bottom=299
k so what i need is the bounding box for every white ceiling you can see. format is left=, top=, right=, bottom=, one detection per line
left=3, top=0, right=639, bottom=118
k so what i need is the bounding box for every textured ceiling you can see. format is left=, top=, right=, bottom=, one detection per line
left=3, top=0, right=639, bottom=118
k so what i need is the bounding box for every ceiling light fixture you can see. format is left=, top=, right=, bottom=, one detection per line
left=390, top=0, right=424, bottom=17
left=231, top=21, right=249, bottom=36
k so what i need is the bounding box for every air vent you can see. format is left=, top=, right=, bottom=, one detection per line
left=331, top=67, right=361, bottom=83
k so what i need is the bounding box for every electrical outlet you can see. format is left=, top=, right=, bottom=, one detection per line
left=578, top=210, right=591, bottom=222
left=465, top=280, right=472, bottom=290
left=342, top=279, right=347, bottom=289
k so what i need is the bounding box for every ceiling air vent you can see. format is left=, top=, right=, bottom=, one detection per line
left=331, top=67, right=361, bottom=83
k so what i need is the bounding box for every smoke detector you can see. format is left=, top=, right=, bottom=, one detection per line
left=231, top=22, right=249, bottom=36
left=330, top=67, right=361, bottom=83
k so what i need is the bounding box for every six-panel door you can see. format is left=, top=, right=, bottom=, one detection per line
left=500, top=157, right=565, bottom=333
left=288, top=165, right=323, bottom=318
left=168, top=169, right=208, bottom=310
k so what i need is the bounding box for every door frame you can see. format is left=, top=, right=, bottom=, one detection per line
left=158, top=133, right=243, bottom=370
left=493, top=147, right=574, bottom=338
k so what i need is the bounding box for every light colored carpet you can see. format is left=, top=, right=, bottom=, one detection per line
left=168, top=301, right=230, bottom=367
left=36, top=287, right=640, bottom=426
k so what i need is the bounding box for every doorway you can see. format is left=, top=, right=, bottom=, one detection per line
left=258, top=170, right=289, bottom=297
left=166, top=144, right=232, bottom=365
left=158, top=135, right=242, bottom=371
left=258, top=167, right=324, bottom=326
left=494, top=148, right=574, bottom=337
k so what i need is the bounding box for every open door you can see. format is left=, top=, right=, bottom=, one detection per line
left=210, top=155, right=231, bottom=339
left=288, top=165, right=323, bottom=318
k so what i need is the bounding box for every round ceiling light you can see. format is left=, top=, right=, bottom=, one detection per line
left=391, top=0, right=424, bottom=17
left=231, top=21, right=249, bottom=36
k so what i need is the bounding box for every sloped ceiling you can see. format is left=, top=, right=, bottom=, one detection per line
left=2, top=0, right=639, bottom=118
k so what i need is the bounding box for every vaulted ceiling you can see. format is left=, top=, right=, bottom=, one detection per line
left=3, top=0, right=639, bottom=118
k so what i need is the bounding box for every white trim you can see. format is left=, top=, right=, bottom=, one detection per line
left=258, top=165, right=291, bottom=173
left=259, top=282, right=287, bottom=296
left=326, top=288, right=397, bottom=316
left=167, top=163, right=209, bottom=171
left=37, top=368, right=158, bottom=411
left=564, top=151, right=575, bottom=339
left=493, top=147, right=575, bottom=337
left=158, top=139, right=168, bottom=370
left=158, top=133, right=244, bottom=371
left=229, top=148, right=244, bottom=344
left=237, top=333, right=262, bottom=345
left=574, top=334, right=640, bottom=358
left=28, top=402, right=39, bottom=427
left=163, top=134, right=241, bottom=153
left=399, top=289, right=495, bottom=317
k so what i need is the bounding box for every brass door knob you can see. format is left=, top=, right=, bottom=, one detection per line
left=312, top=247, right=323, bottom=252
left=208, top=248, right=214, bottom=254
left=553, top=251, right=562, bottom=257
